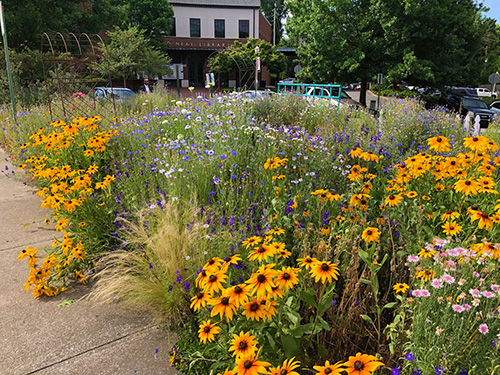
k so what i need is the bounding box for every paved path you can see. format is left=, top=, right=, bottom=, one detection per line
left=0, top=148, right=178, bottom=375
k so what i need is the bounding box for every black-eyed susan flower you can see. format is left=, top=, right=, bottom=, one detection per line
left=442, top=221, right=462, bottom=236
left=227, top=284, right=251, bottom=308
left=393, top=283, right=409, bottom=294
left=247, top=267, right=276, bottom=297
left=343, top=352, right=384, bottom=375
left=427, top=136, right=451, bottom=153
left=190, top=290, right=212, bottom=311
left=242, top=298, right=267, bottom=321
left=209, top=295, right=237, bottom=322
left=361, top=227, right=380, bottom=243
left=198, top=320, right=220, bottom=343
left=297, top=255, right=317, bottom=270
left=440, top=210, right=460, bottom=222
left=221, top=254, right=242, bottom=271
left=463, top=136, right=488, bottom=152
left=229, top=331, right=258, bottom=359
left=416, top=269, right=436, bottom=282
left=275, top=267, right=300, bottom=291
left=203, top=271, right=228, bottom=294
left=417, top=248, right=436, bottom=258
left=269, top=357, right=301, bottom=375
left=203, top=257, right=223, bottom=272
left=266, top=228, right=285, bottom=235
left=313, top=360, right=344, bottom=375
left=470, top=210, right=494, bottom=230
left=349, top=147, right=363, bottom=158
left=309, top=261, right=339, bottom=284
left=234, top=350, right=271, bottom=375
left=248, top=244, right=276, bottom=262
left=406, top=191, right=418, bottom=198
left=384, top=194, right=403, bottom=207
left=242, top=236, right=262, bottom=249
left=277, top=249, right=292, bottom=259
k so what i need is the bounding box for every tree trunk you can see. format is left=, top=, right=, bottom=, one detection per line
left=360, top=78, right=368, bottom=107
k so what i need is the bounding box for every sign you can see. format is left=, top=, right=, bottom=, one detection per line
left=377, top=73, right=383, bottom=84
left=210, top=73, right=215, bottom=85
left=256, top=57, right=261, bottom=72
left=293, top=65, right=302, bottom=74
left=489, top=72, right=500, bottom=85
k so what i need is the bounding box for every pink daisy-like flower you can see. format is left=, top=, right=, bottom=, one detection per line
left=478, top=323, right=489, bottom=335
left=454, top=247, right=467, bottom=255
left=491, top=284, right=499, bottom=292
left=412, top=290, right=421, bottom=297
left=472, top=298, right=480, bottom=307
left=434, top=238, right=447, bottom=247
left=446, top=248, right=459, bottom=257
left=413, top=289, right=430, bottom=297
left=452, top=304, right=465, bottom=313
left=430, top=279, right=443, bottom=289
left=463, top=304, right=471, bottom=311
left=425, top=243, right=435, bottom=251
left=441, top=274, right=455, bottom=284
left=440, top=252, right=448, bottom=258
left=470, top=288, right=482, bottom=298
left=482, top=291, right=495, bottom=299
left=408, top=255, right=420, bottom=263
left=458, top=278, right=467, bottom=286
left=473, top=271, right=480, bottom=278
left=445, top=260, right=456, bottom=270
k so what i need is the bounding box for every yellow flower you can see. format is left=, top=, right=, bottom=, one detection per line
left=384, top=194, right=403, bottom=207
left=361, top=227, right=380, bottom=243
left=442, top=221, right=462, bottom=236
left=393, top=283, right=409, bottom=294
left=427, top=136, right=451, bottom=152
left=309, top=261, right=339, bottom=284
left=416, top=269, right=435, bottom=282
left=343, top=353, right=384, bottom=375
left=440, top=211, right=460, bottom=222
left=198, top=320, right=220, bottom=343
left=418, top=248, right=436, bottom=258
left=229, top=331, right=258, bottom=359
left=454, top=178, right=479, bottom=196
left=463, top=136, right=488, bottom=152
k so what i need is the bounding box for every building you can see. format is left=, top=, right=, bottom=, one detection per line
left=164, top=0, right=272, bottom=88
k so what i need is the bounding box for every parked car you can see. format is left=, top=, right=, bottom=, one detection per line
left=94, top=87, right=136, bottom=103
left=476, top=87, right=497, bottom=99
left=279, top=78, right=295, bottom=84
left=447, top=95, right=494, bottom=128
left=489, top=101, right=500, bottom=115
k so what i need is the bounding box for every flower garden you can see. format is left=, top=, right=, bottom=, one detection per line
left=2, top=91, right=500, bottom=375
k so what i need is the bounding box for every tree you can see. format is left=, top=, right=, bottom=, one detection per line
left=260, top=0, right=287, bottom=45
left=285, top=0, right=487, bottom=106
left=111, top=0, right=173, bottom=49
left=93, top=26, right=171, bottom=87
left=2, top=0, right=119, bottom=50
left=208, top=39, right=287, bottom=84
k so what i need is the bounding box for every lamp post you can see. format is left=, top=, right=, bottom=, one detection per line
left=255, top=46, right=260, bottom=95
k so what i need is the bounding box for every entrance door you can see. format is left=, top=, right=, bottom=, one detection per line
left=188, top=55, right=205, bottom=87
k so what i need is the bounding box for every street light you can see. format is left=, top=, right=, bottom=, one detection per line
left=255, top=46, right=260, bottom=95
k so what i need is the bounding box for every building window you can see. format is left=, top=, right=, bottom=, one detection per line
left=214, top=19, right=225, bottom=38
left=168, top=17, right=176, bottom=36
left=190, top=18, right=201, bottom=37
left=239, top=20, right=249, bottom=38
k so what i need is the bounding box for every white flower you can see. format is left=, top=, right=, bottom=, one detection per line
left=185, top=256, right=191, bottom=261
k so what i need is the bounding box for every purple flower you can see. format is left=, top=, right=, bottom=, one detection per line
left=184, top=281, right=191, bottom=292
left=412, top=370, right=422, bottom=375
left=435, top=366, right=444, bottom=375
left=392, top=366, right=401, bottom=375
left=149, top=263, right=154, bottom=270
left=406, top=353, right=415, bottom=361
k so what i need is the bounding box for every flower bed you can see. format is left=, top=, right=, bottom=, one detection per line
left=3, top=93, right=500, bottom=374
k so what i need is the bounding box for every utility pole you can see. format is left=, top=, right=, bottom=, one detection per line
left=0, top=2, right=16, bottom=118
left=273, top=8, right=276, bottom=46
left=255, top=46, right=260, bottom=94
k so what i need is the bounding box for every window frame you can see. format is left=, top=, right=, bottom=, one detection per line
left=190, top=18, right=201, bottom=38
left=239, top=19, right=250, bottom=39
left=214, top=19, right=225, bottom=38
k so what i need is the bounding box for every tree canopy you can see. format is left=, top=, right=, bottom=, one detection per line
left=260, top=0, right=287, bottom=45
left=93, top=26, right=171, bottom=87
left=285, top=0, right=492, bottom=106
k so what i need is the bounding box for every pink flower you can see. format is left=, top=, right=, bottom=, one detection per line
left=452, top=304, right=465, bottom=313
left=446, top=248, right=459, bottom=257
left=412, top=289, right=430, bottom=297
left=478, top=323, right=489, bottom=335
left=472, top=298, right=480, bottom=307
left=430, top=279, right=443, bottom=289
left=473, top=271, right=480, bottom=278
left=408, top=255, right=420, bottom=263
left=458, top=278, right=467, bottom=286
left=441, top=274, right=455, bottom=284
left=482, top=291, right=495, bottom=299
left=412, top=289, right=421, bottom=297
left=491, top=284, right=499, bottom=292
left=434, top=238, right=447, bottom=247
left=440, top=252, right=448, bottom=258
left=463, top=304, right=471, bottom=311
left=454, top=247, right=467, bottom=255
left=470, top=288, right=481, bottom=298
left=445, top=260, right=456, bottom=270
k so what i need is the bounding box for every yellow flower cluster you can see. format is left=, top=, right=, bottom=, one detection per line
left=17, top=116, right=117, bottom=297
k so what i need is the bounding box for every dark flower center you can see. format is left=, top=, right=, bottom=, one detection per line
left=325, top=369, right=332, bottom=374
left=360, top=199, right=367, bottom=205
left=203, top=326, right=211, bottom=333
left=321, top=263, right=329, bottom=271
left=208, top=259, right=215, bottom=265
left=221, top=297, right=229, bottom=305
left=481, top=212, right=489, bottom=219
left=196, top=292, right=203, bottom=299
left=209, top=275, right=217, bottom=282
left=250, top=303, right=259, bottom=311
left=257, top=246, right=266, bottom=253
left=437, top=137, right=442, bottom=142
left=366, top=230, right=373, bottom=235
left=234, top=286, right=242, bottom=294
left=201, top=270, right=207, bottom=277
left=389, top=195, right=395, bottom=199
left=280, top=370, right=288, bottom=375
left=465, top=180, right=471, bottom=185
left=471, top=204, right=479, bottom=210
left=224, top=256, right=231, bottom=262
left=239, top=341, right=248, bottom=349
left=473, top=137, right=479, bottom=142
left=282, top=272, right=290, bottom=280
left=257, top=274, right=266, bottom=283
left=354, top=361, right=364, bottom=370
left=446, top=210, right=452, bottom=214
left=244, top=360, right=253, bottom=369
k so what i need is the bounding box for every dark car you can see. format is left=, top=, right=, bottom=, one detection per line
left=447, top=95, right=494, bottom=128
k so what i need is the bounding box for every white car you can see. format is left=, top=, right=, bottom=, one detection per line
left=476, top=87, right=497, bottom=99
left=489, top=101, right=500, bottom=115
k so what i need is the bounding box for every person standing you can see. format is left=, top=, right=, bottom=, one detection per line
left=139, top=78, right=153, bottom=93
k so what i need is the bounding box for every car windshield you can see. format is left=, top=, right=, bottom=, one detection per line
left=463, top=98, right=488, bottom=109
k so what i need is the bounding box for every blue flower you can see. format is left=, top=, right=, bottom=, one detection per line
left=391, top=366, right=401, bottom=375
left=435, top=367, right=444, bottom=375
left=411, top=370, right=422, bottom=375
left=406, top=353, right=415, bottom=361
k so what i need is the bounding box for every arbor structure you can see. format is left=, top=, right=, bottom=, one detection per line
left=285, top=0, right=490, bottom=106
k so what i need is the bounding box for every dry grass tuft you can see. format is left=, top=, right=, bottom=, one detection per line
left=89, top=202, right=209, bottom=323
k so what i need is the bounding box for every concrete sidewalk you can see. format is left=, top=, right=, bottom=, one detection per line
left=0, top=148, right=178, bottom=375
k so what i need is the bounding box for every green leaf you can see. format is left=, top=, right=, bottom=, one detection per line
left=317, top=316, right=330, bottom=331
left=57, top=299, right=75, bottom=307
left=286, top=310, right=302, bottom=326
left=300, top=289, right=318, bottom=309
left=280, top=335, right=299, bottom=357
left=358, top=248, right=371, bottom=265
left=383, top=302, right=397, bottom=309
left=265, top=332, right=276, bottom=348
left=359, top=278, right=372, bottom=285
left=360, top=314, right=374, bottom=325
left=395, top=250, right=407, bottom=258
left=318, top=344, right=329, bottom=358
